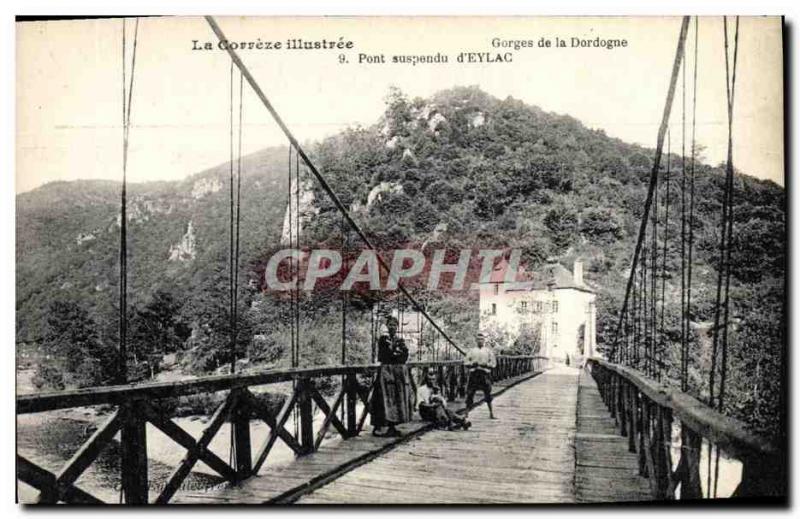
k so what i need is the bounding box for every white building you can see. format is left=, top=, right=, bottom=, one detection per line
left=478, top=258, right=597, bottom=362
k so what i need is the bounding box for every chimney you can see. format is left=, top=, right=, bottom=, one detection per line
left=573, top=259, right=583, bottom=286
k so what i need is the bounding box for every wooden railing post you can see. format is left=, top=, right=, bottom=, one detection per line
left=587, top=357, right=785, bottom=501
left=736, top=453, right=786, bottom=497
left=637, top=397, right=648, bottom=477
left=679, top=427, right=703, bottom=499
left=446, top=366, right=458, bottom=401
left=608, top=371, right=617, bottom=420
left=298, top=379, right=315, bottom=454
left=231, top=389, right=252, bottom=479
left=120, top=400, right=148, bottom=504
left=658, top=406, right=674, bottom=499
left=618, top=379, right=627, bottom=436
left=628, top=385, right=637, bottom=453
left=345, top=373, right=358, bottom=437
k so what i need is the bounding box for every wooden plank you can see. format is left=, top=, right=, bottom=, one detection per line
left=17, top=358, right=544, bottom=414
left=246, top=387, right=302, bottom=465
left=18, top=455, right=103, bottom=505
left=642, top=402, right=657, bottom=492
left=680, top=426, right=703, bottom=499
left=120, top=400, right=148, bottom=504
left=298, top=380, right=315, bottom=454
left=345, top=373, right=358, bottom=437
left=312, top=386, right=347, bottom=449
left=575, top=368, right=652, bottom=503
left=56, top=409, right=121, bottom=488
left=355, top=378, right=377, bottom=433
left=231, top=389, right=252, bottom=478
left=141, top=402, right=237, bottom=481
left=155, top=392, right=234, bottom=504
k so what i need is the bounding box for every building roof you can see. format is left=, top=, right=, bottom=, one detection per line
left=506, top=262, right=595, bottom=293
left=487, top=256, right=531, bottom=283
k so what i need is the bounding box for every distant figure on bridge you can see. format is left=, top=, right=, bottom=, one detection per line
left=371, top=315, right=414, bottom=437
left=464, top=331, right=497, bottom=420
left=418, top=371, right=471, bottom=430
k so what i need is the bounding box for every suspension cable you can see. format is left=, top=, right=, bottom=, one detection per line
left=679, top=47, right=689, bottom=392
left=341, top=211, right=347, bottom=366
left=294, top=147, right=302, bottom=367
left=286, top=144, right=295, bottom=367
left=686, top=16, right=699, bottom=393
left=709, top=16, right=740, bottom=412
left=712, top=16, right=739, bottom=499
left=610, top=17, right=691, bottom=360
left=205, top=16, right=464, bottom=356
left=226, top=63, right=245, bottom=467
left=119, top=17, right=139, bottom=384
left=233, top=69, right=244, bottom=372
left=718, top=14, right=739, bottom=417
left=642, top=241, right=648, bottom=371
left=228, top=61, right=236, bottom=375
left=117, top=17, right=139, bottom=504
left=119, top=19, right=127, bottom=386
left=650, top=146, right=658, bottom=378
left=658, top=129, right=671, bottom=383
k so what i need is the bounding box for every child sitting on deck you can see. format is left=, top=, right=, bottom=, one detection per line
left=417, top=371, right=471, bottom=431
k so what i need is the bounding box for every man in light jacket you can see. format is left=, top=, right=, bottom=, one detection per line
left=464, top=331, right=497, bottom=420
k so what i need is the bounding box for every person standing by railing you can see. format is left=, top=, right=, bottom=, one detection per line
left=370, top=315, right=414, bottom=437
left=464, top=331, right=497, bottom=420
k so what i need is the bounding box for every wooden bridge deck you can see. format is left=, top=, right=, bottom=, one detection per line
left=575, top=367, right=652, bottom=502
left=172, top=370, right=540, bottom=504
left=177, top=366, right=652, bottom=504
left=298, top=366, right=651, bottom=504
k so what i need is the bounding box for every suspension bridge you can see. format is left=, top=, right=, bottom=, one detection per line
left=15, top=16, right=785, bottom=504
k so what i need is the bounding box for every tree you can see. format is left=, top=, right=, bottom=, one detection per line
left=128, top=288, right=188, bottom=378
left=130, top=288, right=187, bottom=356
left=36, top=295, right=118, bottom=388
left=511, top=323, right=542, bottom=355
left=544, top=204, right=579, bottom=251
left=180, top=260, right=255, bottom=374
left=581, top=207, right=625, bottom=243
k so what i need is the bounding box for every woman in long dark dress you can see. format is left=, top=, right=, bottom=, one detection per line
left=370, top=315, right=414, bottom=437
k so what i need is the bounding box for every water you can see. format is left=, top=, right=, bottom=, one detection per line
left=16, top=398, right=364, bottom=503
left=17, top=411, right=225, bottom=503
left=668, top=421, right=742, bottom=498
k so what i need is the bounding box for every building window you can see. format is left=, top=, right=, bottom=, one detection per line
left=520, top=301, right=527, bottom=312
left=552, top=322, right=558, bottom=336
left=552, top=300, right=559, bottom=313
left=535, top=301, right=542, bottom=313
left=493, top=284, right=499, bottom=295
left=491, top=303, right=497, bottom=315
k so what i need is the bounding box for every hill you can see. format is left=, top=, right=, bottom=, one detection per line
left=16, top=147, right=289, bottom=347
left=16, top=86, right=785, bottom=439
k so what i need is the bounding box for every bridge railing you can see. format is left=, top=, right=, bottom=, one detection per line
left=586, top=357, right=784, bottom=500
left=17, top=354, right=548, bottom=504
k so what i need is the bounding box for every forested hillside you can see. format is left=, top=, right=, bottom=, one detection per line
left=16, top=86, right=785, bottom=440
left=306, top=86, right=785, bottom=439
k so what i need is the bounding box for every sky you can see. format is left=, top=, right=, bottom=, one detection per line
left=15, top=16, right=784, bottom=194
